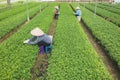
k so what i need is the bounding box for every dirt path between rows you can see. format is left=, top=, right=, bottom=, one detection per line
left=80, top=19, right=120, bottom=80
left=30, top=19, right=57, bottom=80
left=70, top=4, right=120, bottom=80
left=0, top=5, right=48, bottom=44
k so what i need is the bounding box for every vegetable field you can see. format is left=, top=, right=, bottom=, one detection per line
left=0, top=1, right=120, bottom=80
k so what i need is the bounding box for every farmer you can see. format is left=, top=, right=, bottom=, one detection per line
left=73, top=7, right=82, bottom=21
left=54, top=6, right=60, bottom=19
left=23, top=27, right=53, bottom=54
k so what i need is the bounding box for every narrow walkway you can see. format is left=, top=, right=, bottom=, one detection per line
left=31, top=19, right=57, bottom=80
left=0, top=5, right=48, bottom=44
left=70, top=4, right=120, bottom=80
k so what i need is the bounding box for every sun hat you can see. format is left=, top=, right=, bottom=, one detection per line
left=30, top=27, right=44, bottom=36
left=76, top=7, right=80, bottom=10
left=55, top=6, right=59, bottom=9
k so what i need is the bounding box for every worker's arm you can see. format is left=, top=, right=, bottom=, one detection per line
left=27, top=36, right=40, bottom=45
left=74, top=10, right=81, bottom=16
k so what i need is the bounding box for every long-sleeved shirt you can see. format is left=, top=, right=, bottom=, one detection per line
left=28, top=34, right=52, bottom=45
left=74, top=10, right=81, bottom=16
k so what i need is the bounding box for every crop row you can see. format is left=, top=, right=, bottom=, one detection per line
left=0, top=2, right=48, bottom=38
left=0, top=3, right=58, bottom=80
left=46, top=3, right=112, bottom=80
left=80, top=3, right=120, bottom=27
left=94, top=3, right=120, bottom=15
left=0, top=2, right=40, bottom=21
left=101, top=3, right=120, bottom=9
left=72, top=3, right=120, bottom=69
left=0, top=2, right=24, bottom=13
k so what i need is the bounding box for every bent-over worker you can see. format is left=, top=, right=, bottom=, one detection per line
left=23, top=27, right=53, bottom=54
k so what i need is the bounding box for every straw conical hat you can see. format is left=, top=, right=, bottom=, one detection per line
left=55, top=6, right=59, bottom=9
left=30, top=27, right=44, bottom=36
left=76, top=7, right=80, bottom=10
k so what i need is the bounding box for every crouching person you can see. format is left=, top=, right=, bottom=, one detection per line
left=54, top=6, right=60, bottom=19
left=23, top=27, right=53, bottom=54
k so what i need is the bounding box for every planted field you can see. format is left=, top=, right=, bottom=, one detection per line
left=80, top=3, right=120, bottom=27
left=101, top=3, right=120, bottom=9
left=0, top=2, right=47, bottom=38
left=0, top=2, right=40, bottom=21
left=72, top=2, right=120, bottom=71
left=0, top=2, right=120, bottom=80
left=0, top=3, right=57, bottom=79
left=95, top=3, right=120, bottom=15
left=47, top=3, right=112, bottom=80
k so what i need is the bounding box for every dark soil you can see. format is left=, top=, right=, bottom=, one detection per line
left=31, top=53, right=48, bottom=80
left=80, top=19, right=120, bottom=80
left=30, top=19, right=57, bottom=80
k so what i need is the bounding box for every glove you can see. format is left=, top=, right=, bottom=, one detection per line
left=23, top=39, right=29, bottom=43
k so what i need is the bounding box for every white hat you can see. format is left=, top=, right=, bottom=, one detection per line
left=30, top=27, right=44, bottom=36
left=76, top=7, right=80, bottom=10
left=55, top=6, right=59, bottom=9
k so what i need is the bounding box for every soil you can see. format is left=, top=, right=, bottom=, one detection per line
left=30, top=19, right=57, bottom=80
left=80, top=19, right=120, bottom=80
left=0, top=5, right=48, bottom=44
left=31, top=53, right=48, bottom=80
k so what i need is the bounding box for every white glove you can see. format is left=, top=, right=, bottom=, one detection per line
left=23, top=39, right=29, bottom=43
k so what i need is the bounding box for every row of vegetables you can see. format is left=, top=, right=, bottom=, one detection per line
left=72, top=3, right=120, bottom=70
left=0, top=2, right=40, bottom=21
left=0, top=3, right=57, bottom=80
left=101, top=3, right=120, bottom=9
left=0, top=2, right=24, bottom=12
left=94, top=3, right=120, bottom=15
left=80, top=3, right=120, bottom=27
left=46, top=3, right=112, bottom=80
left=0, top=2, right=48, bottom=38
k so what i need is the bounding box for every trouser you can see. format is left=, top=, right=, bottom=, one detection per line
left=54, top=14, right=59, bottom=19
left=38, top=41, right=50, bottom=54
left=77, top=16, right=81, bottom=22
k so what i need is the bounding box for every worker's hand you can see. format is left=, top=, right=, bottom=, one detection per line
left=23, top=39, right=29, bottom=43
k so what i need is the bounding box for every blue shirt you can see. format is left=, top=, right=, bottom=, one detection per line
left=28, top=34, right=52, bottom=45
left=75, top=10, right=81, bottom=16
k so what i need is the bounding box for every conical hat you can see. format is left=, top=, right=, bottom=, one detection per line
left=55, top=6, right=59, bottom=9
left=30, top=27, right=44, bottom=36
left=76, top=7, right=80, bottom=10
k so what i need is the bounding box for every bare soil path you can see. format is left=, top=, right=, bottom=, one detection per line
left=30, top=19, right=57, bottom=80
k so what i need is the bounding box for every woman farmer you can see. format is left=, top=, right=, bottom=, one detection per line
left=73, top=7, right=82, bottom=21
left=54, top=6, right=60, bottom=19
left=23, top=27, right=53, bottom=54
